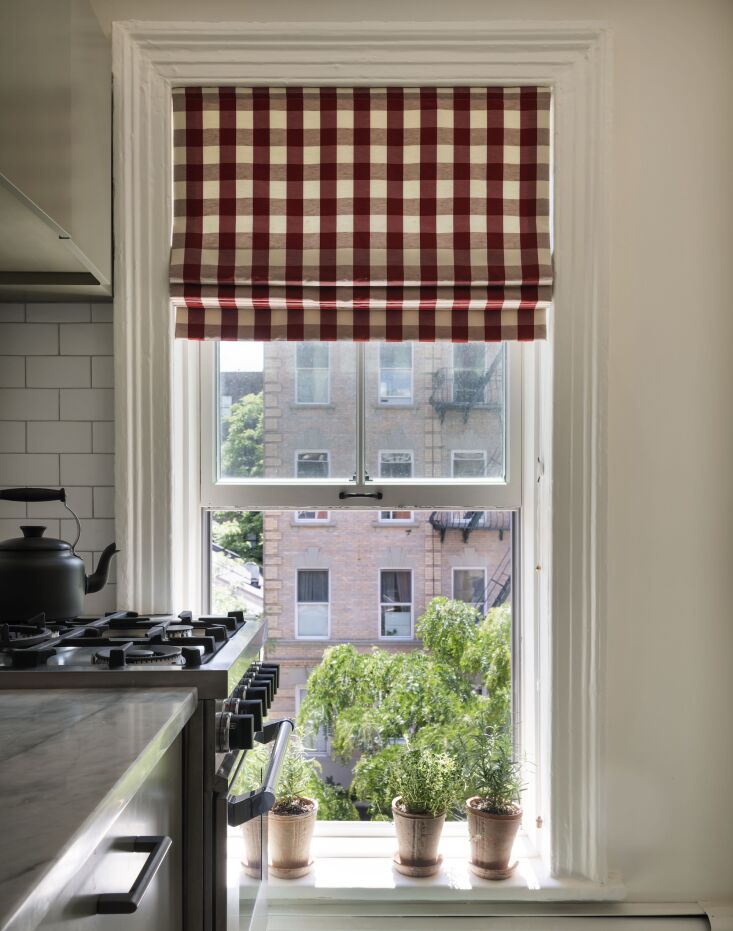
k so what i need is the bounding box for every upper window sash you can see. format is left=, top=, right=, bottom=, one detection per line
left=199, top=341, right=522, bottom=511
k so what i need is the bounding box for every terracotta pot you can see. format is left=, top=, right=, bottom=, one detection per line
left=241, top=818, right=262, bottom=878
left=392, top=796, right=446, bottom=876
left=466, top=797, right=522, bottom=879
left=268, top=798, right=318, bottom=878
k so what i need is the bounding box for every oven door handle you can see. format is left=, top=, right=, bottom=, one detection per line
left=96, top=835, right=172, bottom=914
left=227, top=718, right=294, bottom=826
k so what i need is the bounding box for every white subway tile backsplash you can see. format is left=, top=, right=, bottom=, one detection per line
left=93, top=486, right=115, bottom=517
left=0, top=493, right=27, bottom=518
left=0, top=422, right=25, bottom=452
left=0, top=357, right=25, bottom=387
left=0, top=324, right=59, bottom=355
left=28, top=485, right=93, bottom=519
left=60, top=388, right=113, bottom=420
left=60, top=453, right=114, bottom=485
left=92, top=421, right=114, bottom=453
left=60, top=517, right=115, bottom=551
left=27, top=356, right=91, bottom=388
left=60, top=323, right=112, bottom=356
left=27, top=421, right=92, bottom=453
left=0, top=453, right=59, bottom=485
left=91, top=356, right=114, bottom=388
left=0, top=305, right=25, bottom=323
left=0, top=388, right=58, bottom=420
left=26, top=304, right=91, bottom=323
left=91, top=306, right=113, bottom=323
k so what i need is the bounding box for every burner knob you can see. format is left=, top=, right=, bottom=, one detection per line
left=223, top=698, right=263, bottom=731
left=257, top=663, right=280, bottom=689
left=253, top=667, right=278, bottom=695
left=238, top=686, right=268, bottom=716
left=215, top=712, right=255, bottom=752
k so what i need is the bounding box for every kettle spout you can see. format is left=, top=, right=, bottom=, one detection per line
left=85, top=543, right=119, bottom=594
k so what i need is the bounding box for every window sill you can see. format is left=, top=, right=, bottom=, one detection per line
left=232, top=825, right=626, bottom=904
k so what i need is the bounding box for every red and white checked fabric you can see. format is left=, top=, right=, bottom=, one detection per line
left=170, top=86, right=552, bottom=342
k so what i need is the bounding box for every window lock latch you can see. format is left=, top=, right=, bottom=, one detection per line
left=339, top=491, right=383, bottom=500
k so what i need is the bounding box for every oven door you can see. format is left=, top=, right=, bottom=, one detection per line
left=215, top=719, right=293, bottom=931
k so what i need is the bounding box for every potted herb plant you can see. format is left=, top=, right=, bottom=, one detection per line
left=460, top=725, right=523, bottom=879
left=389, top=744, right=456, bottom=876
left=267, top=737, right=321, bottom=878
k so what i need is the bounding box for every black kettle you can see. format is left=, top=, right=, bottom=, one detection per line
left=0, top=487, right=118, bottom=622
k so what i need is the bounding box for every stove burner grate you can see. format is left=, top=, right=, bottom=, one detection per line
left=93, top=644, right=184, bottom=668
left=166, top=624, right=194, bottom=640
left=0, top=618, right=57, bottom=649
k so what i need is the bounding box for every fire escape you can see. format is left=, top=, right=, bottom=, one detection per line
left=428, top=510, right=511, bottom=543
left=428, top=349, right=504, bottom=424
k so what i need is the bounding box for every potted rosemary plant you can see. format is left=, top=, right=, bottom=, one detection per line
left=460, top=725, right=523, bottom=879
left=267, top=737, right=321, bottom=878
left=388, top=744, right=456, bottom=876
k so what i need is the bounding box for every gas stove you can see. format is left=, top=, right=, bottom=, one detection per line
left=0, top=608, right=267, bottom=699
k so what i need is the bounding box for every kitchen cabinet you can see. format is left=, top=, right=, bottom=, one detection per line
left=37, top=734, right=183, bottom=931
left=0, top=0, right=112, bottom=302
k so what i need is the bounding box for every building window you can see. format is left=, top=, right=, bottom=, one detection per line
left=452, top=344, right=488, bottom=404
left=295, top=343, right=330, bottom=404
left=379, top=451, right=413, bottom=522
left=378, top=344, right=413, bottom=405
left=379, top=569, right=413, bottom=638
left=453, top=567, right=488, bottom=616
left=294, top=510, right=329, bottom=523
left=296, top=451, right=330, bottom=479
left=296, top=569, right=330, bottom=638
left=295, top=686, right=330, bottom=755
left=452, top=450, right=487, bottom=478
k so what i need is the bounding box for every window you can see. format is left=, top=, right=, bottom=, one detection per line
left=296, top=569, right=330, bottom=638
left=452, top=344, right=488, bottom=404
left=296, top=343, right=330, bottom=404
left=378, top=344, right=413, bottom=405
left=294, top=510, right=329, bottom=523
left=379, top=569, right=413, bottom=638
left=379, top=451, right=413, bottom=522
left=295, top=686, right=330, bottom=755
left=296, top=451, right=330, bottom=479
left=452, top=450, right=487, bottom=478
left=453, top=567, right=487, bottom=615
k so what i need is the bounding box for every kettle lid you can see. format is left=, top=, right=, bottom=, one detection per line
left=0, top=525, right=72, bottom=552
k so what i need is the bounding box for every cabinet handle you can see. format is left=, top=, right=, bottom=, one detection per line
left=96, top=835, right=172, bottom=914
left=227, top=718, right=294, bottom=826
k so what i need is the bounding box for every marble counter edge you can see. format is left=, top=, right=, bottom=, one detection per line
left=1, top=688, right=197, bottom=931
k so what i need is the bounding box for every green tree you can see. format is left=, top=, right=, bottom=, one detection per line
left=221, top=392, right=263, bottom=478
left=297, top=597, right=512, bottom=817
left=211, top=511, right=263, bottom=564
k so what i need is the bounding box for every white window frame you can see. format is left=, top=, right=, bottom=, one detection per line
left=295, top=450, right=330, bottom=480
left=452, top=566, right=488, bottom=615
left=295, top=343, right=331, bottom=405
left=114, top=22, right=610, bottom=888
left=378, top=342, right=414, bottom=406
left=451, top=449, right=488, bottom=478
left=294, top=510, right=330, bottom=524
left=295, top=685, right=330, bottom=756
left=378, top=568, right=414, bottom=640
left=295, top=567, right=331, bottom=640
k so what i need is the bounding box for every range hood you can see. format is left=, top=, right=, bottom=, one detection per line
left=0, top=0, right=112, bottom=302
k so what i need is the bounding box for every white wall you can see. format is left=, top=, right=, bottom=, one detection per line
left=75, top=0, right=733, bottom=902
left=0, top=303, right=117, bottom=613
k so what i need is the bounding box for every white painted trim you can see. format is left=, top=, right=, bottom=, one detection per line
left=295, top=567, right=331, bottom=640
left=113, top=19, right=610, bottom=883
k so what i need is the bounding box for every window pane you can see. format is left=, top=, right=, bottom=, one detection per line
left=296, top=452, right=329, bottom=478
left=452, top=451, right=487, bottom=478
left=381, top=570, right=411, bottom=603
left=381, top=606, right=412, bottom=638
left=298, top=569, right=329, bottom=603
left=295, top=510, right=329, bottom=522
left=298, top=603, right=329, bottom=637
left=366, top=342, right=505, bottom=480
left=454, top=568, right=487, bottom=610
left=217, top=342, right=355, bottom=480
left=379, top=451, right=413, bottom=479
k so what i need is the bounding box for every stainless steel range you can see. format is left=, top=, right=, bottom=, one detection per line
left=0, top=609, right=290, bottom=931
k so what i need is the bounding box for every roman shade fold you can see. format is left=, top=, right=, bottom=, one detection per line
left=170, top=86, right=552, bottom=342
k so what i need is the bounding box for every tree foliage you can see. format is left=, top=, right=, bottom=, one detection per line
left=297, top=597, right=512, bottom=816
left=221, top=392, right=264, bottom=478
left=211, top=510, right=263, bottom=563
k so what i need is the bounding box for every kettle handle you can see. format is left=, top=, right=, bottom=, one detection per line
left=0, top=487, right=66, bottom=503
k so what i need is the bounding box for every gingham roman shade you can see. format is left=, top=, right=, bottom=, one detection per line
left=170, top=86, right=552, bottom=342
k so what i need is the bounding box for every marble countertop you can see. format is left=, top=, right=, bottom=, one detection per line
left=0, top=688, right=197, bottom=931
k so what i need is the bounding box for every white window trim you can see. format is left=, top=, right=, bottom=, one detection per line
left=378, top=568, right=414, bottom=640
left=452, top=565, right=488, bottom=613
left=294, top=510, right=330, bottom=524
left=295, top=343, right=331, bottom=405
left=295, top=568, right=331, bottom=640
left=377, top=341, right=414, bottom=406
left=451, top=449, right=488, bottom=478
left=114, top=22, right=610, bottom=887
